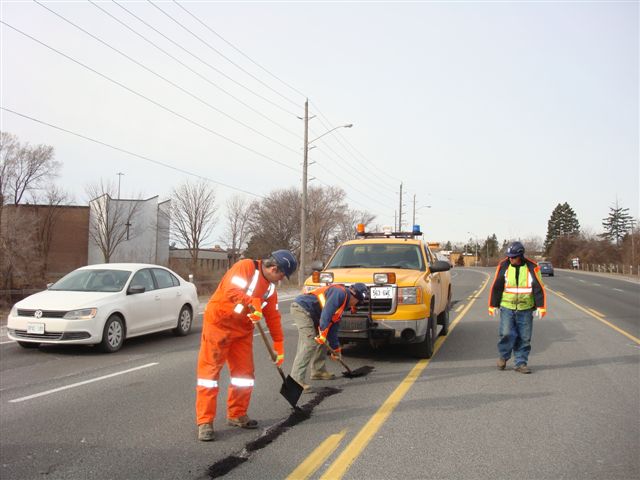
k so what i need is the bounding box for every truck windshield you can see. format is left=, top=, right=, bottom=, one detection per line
left=326, top=244, right=425, bottom=271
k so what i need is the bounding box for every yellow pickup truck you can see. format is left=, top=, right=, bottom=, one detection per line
left=304, top=225, right=452, bottom=358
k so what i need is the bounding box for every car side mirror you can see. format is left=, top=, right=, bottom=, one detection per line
left=429, top=260, right=451, bottom=273
left=127, top=285, right=146, bottom=295
left=310, top=260, right=324, bottom=272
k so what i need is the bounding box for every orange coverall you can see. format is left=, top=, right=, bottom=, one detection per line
left=196, top=259, right=283, bottom=425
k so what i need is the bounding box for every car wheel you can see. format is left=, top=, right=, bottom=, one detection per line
left=412, top=311, right=435, bottom=359
left=17, top=341, right=40, bottom=349
left=100, top=315, right=124, bottom=353
left=173, top=305, right=193, bottom=336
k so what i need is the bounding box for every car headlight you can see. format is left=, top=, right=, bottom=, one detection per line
left=63, top=308, right=97, bottom=320
left=398, top=287, right=422, bottom=305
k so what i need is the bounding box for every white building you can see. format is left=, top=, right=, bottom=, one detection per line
left=88, top=195, right=170, bottom=265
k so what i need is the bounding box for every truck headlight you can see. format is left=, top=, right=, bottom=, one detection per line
left=63, top=308, right=97, bottom=320
left=398, top=287, right=422, bottom=305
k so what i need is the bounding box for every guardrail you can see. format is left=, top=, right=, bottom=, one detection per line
left=573, top=264, right=640, bottom=276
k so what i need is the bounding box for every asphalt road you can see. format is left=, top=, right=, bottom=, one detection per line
left=0, top=269, right=638, bottom=480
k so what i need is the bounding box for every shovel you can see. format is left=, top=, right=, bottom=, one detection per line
left=255, top=322, right=303, bottom=408
left=324, top=343, right=374, bottom=378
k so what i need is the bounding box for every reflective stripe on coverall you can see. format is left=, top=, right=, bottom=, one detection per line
left=196, top=259, right=281, bottom=425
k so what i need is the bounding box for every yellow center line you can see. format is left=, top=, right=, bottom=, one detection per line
left=588, top=308, right=605, bottom=318
left=318, top=274, right=490, bottom=480
left=547, top=287, right=640, bottom=345
left=455, top=304, right=464, bottom=313
left=286, top=430, right=347, bottom=480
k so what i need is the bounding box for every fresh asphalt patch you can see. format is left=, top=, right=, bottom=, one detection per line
left=205, top=387, right=341, bottom=478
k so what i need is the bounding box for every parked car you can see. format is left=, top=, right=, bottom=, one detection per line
left=539, top=261, right=554, bottom=276
left=7, top=263, right=199, bottom=353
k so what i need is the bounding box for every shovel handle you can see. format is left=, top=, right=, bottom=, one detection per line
left=324, top=343, right=352, bottom=374
left=255, top=322, right=287, bottom=382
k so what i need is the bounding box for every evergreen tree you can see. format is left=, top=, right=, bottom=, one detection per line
left=481, top=234, right=499, bottom=259
left=544, top=202, right=580, bottom=253
left=601, top=201, right=632, bottom=246
left=444, top=240, right=452, bottom=250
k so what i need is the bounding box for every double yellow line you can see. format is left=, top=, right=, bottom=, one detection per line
left=287, top=274, right=491, bottom=480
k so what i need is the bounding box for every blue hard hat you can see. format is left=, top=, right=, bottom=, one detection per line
left=506, top=241, right=525, bottom=258
left=270, top=250, right=298, bottom=278
left=349, top=283, right=368, bottom=304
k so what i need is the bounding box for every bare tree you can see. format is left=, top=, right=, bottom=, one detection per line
left=244, top=187, right=300, bottom=259
left=31, top=185, right=70, bottom=276
left=307, top=186, right=349, bottom=261
left=0, top=132, right=60, bottom=298
left=221, top=194, right=251, bottom=263
left=171, top=179, right=218, bottom=270
left=335, top=208, right=376, bottom=245
left=86, top=179, right=143, bottom=263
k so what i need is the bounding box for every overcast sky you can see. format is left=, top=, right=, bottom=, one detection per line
left=1, top=1, right=638, bottom=247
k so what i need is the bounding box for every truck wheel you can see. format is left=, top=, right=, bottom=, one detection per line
left=412, top=312, right=435, bottom=359
left=438, top=308, right=450, bottom=336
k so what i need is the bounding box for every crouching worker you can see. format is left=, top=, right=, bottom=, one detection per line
left=195, top=250, right=297, bottom=441
left=290, top=283, right=368, bottom=390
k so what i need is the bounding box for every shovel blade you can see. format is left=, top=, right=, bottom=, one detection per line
left=279, top=375, right=303, bottom=408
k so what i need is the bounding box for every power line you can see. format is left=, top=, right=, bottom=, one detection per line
left=311, top=101, right=403, bottom=183
left=149, top=0, right=302, bottom=109
left=112, top=0, right=300, bottom=118
left=1, top=20, right=298, bottom=173
left=1, top=107, right=263, bottom=198
left=89, top=0, right=300, bottom=139
left=172, top=0, right=307, bottom=100
left=35, top=1, right=300, bottom=156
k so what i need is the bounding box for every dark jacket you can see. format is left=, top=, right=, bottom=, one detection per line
left=293, top=286, right=352, bottom=349
left=489, top=257, right=546, bottom=310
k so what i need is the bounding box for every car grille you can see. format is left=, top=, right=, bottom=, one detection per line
left=9, top=329, right=91, bottom=341
left=9, top=329, right=64, bottom=340
left=17, top=309, right=67, bottom=318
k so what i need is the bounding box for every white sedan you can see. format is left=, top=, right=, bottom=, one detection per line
left=7, top=263, right=199, bottom=353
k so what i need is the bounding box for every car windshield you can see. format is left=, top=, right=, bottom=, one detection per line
left=326, top=244, right=425, bottom=271
left=540, top=262, right=551, bottom=267
left=49, top=269, right=132, bottom=292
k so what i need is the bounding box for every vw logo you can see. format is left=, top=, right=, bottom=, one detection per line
left=34, top=310, right=43, bottom=319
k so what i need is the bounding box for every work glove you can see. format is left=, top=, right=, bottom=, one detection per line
left=247, top=298, right=263, bottom=323
left=314, top=327, right=329, bottom=346
left=329, top=347, right=342, bottom=361
left=273, top=340, right=285, bottom=367
left=488, top=306, right=497, bottom=317
left=534, top=308, right=547, bottom=318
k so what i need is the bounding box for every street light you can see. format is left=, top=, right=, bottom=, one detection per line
left=299, top=98, right=352, bottom=285
left=412, top=194, right=431, bottom=226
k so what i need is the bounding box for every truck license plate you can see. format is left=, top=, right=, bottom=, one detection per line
left=370, top=287, right=393, bottom=299
left=27, top=323, right=45, bottom=335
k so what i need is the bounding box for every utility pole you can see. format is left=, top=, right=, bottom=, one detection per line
left=398, top=182, right=403, bottom=231
left=117, top=172, right=124, bottom=199
left=298, top=99, right=309, bottom=286
left=412, top=194, right=416, bottom=226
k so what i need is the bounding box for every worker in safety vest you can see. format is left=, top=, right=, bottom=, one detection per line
left=196, top=250, right=297, bottom=441
left=488, top=241, right=547, bottom=374
left=289, top=283, right=368, bottom=389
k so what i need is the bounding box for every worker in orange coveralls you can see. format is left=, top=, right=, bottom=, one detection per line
left=196, top=250, right=297, bottom=441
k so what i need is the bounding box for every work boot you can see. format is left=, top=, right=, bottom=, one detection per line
left=227, top=415, right=258, bottom=429
left=514, top=364, right=532, bottom=374
left=497, top=358, right=507, bottom=370
left=197, top=423, right=215, bottom=441
left=311, top=370, right=335, bottom=380
left=301, top=383, right=314, bottom=394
